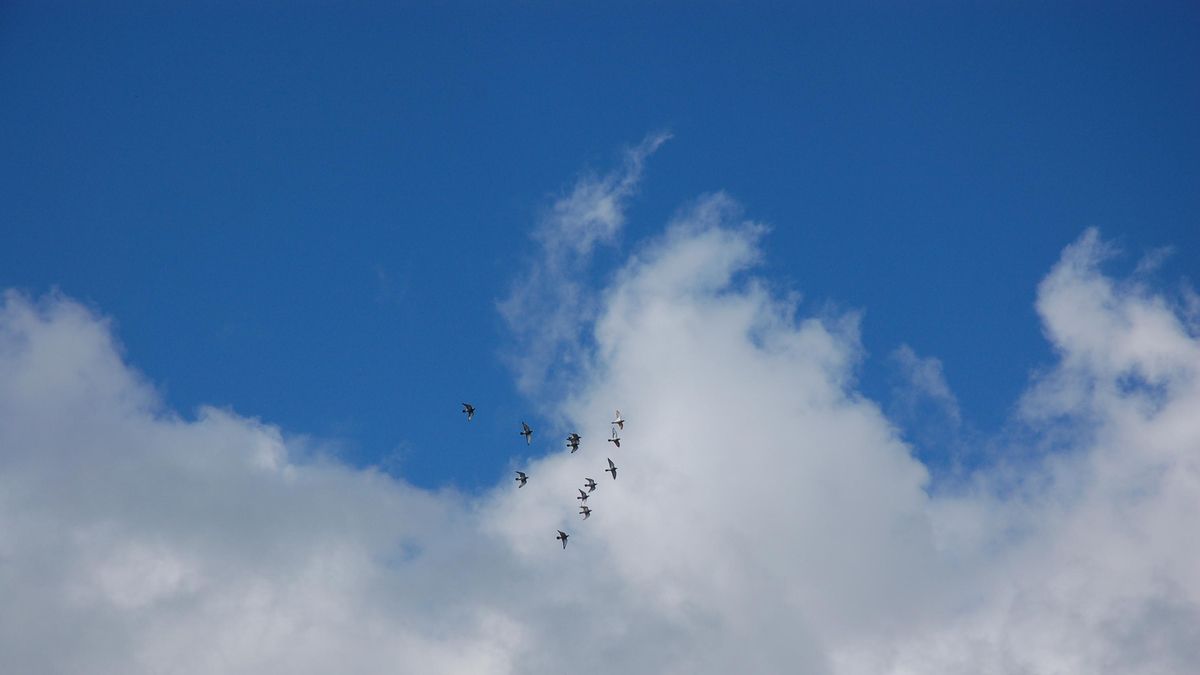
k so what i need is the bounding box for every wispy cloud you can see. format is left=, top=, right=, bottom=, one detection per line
left=498, top=132, right=671, bottom=395
left=891, top=344, right=962, bottom=425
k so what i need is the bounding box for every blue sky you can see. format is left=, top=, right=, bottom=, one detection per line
left=3, top=4, right=1200, bottom=673
left=2, top=2, right=1197, bottom=490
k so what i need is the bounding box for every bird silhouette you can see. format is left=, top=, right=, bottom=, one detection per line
left=520, top=422, right=533, bottom=445
left=584, top=477, right=597, bottom=492
left=515, top=471, right=528, bottom=488
left=462, top=403, right=475, bottom=420
left=579, top=505, right=592, bottom=520
left=605, top=457, right=618, bottom=479
left=576, top=488, right=589, bottom=504
left=612, top=410, right=624, bottom=430
left=608, top=428, right=621, bottom=448
left=556, top=530, right=569, bottom=549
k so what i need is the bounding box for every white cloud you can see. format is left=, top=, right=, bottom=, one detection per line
left=498, top=131, right=671, bottom=395
left=891, top=344, right=962, bottom=425
left=860, top=227, right=1200, bottom=675
left=2, top=174, right=1198, bottom=672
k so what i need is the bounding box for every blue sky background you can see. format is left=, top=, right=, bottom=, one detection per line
left=2, top=2, right=1197, bottom=490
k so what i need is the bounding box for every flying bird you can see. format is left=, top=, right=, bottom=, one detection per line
left=520, top=422, right=533, bottom=445
left=584, top=477, right=597, bottom=492
left=608, top=428, right=621, bottom=448
left=576, top=489, right=589, bottom=504
left=579, top=505, right=592, bottom=520
left=605, top=457, right=618, bottom=480
left=568, top=432, right=582, bottom=444
left=612, top=410, right=624, bottom=430
left=567, top=436, right=581, bottom=453
left=557, top=530, right=569, bottom=549
left=462, top=403, right=475, bottom=420
left=515, top=471, right=528, bottom=488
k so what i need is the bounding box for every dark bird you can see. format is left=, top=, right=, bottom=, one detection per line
left=605, top=457, right=618, bottom=480
left=584, top=477, right=597, bottom=492
left=608, top=428, right=621, bottom=448
left=579, top=505, right=592, bottom=520
left=567, top=438, right=580, bottom=453
left=557, top=530, right=569, bottom=549
left=520, top=422, right=533, bottom=445
left=612, top=410, right=625, bottom=430
left=462, top=403, right=475, bottom=420
left=576, top=488, right=589, bottom=504
left=515, top=471, right=528, bottom=488
left=568, top=432, right=582, bottom=444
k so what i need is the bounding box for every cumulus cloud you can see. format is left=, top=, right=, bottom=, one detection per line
left=0, top=291, right=526, bottom=674
left=1, top=162, right=1198, bottom=673
left=864, top=227, right=1200, bottom=675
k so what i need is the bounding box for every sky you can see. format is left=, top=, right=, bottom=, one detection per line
left=1, top=3, right=1199, bottom=673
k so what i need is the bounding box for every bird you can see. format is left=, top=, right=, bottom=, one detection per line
left=462, top=403, right=475, bottom=421
left=576, top=488, right=589, bottom=504
left=515, top=471, right=528, bottom=488
left=612, top=410, right=624, bottom=430
left=568, top=432, right=582, bottom=444
left=579, top=505, right=592, bottom=520
left=605, top=457, right=618, bottom=479
left=608, top=428, right=621, bottom=448
left=520, top=422, right=533, bottom=445
left=556, top=530, right=569, bottom=549
left=567, top=435, right=581, bottom=453
left=584, top=477, right=597, bottom=492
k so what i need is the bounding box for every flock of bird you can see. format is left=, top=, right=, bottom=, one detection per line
left=461, top=402, right=625, bottom=550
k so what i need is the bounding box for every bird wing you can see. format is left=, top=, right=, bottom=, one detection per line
left=607, top=458, right=615, bottom=469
